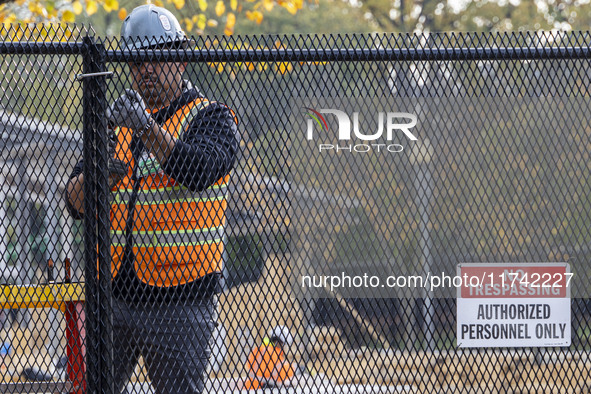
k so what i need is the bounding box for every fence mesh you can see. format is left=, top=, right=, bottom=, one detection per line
left=0, top=26, right=590, bottom=392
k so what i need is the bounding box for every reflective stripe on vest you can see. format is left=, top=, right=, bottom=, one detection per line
left=179, top=99, right=211, bottom=139
left=109, top=98, right=230, bottom=288
left=112, top=225, right=225, bottom=248
left=111, top=184, right=228, bottom=205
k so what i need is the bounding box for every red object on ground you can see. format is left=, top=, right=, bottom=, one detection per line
left=65, top=300, right=86, bottom=394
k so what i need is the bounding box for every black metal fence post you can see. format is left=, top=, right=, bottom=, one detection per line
left=82, top=35, right=114, bottom=394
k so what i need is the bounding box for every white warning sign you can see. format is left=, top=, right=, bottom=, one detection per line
left=456, top=263, right=571, bottom=348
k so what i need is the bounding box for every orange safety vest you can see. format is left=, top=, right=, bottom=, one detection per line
left=109, top=98, right=228, bottom=288
left=245, top=342, right=295, bottom=385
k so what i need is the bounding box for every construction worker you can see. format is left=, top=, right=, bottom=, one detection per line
left=65, top=5, right=239, bottom=393
left=244, top=325, right=296, bottom=390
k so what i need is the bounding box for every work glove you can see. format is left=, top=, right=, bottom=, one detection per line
left=107, top=89, right=151, bottom=133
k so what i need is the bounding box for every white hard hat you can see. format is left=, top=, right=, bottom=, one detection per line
left=269, top=325, right=294, bottom=346
left=120, top=5, right=188, bottom=51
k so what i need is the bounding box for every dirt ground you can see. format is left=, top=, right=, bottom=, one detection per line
left=2, top=322, right=590, bottom=393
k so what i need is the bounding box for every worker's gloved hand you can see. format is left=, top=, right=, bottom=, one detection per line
left=107, top=89, right=151, bottom=133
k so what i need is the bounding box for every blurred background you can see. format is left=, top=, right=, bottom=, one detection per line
left=1, top=0, right=591, bottom=36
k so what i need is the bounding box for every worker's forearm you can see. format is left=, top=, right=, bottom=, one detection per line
left=66, top=173, right=85, bottom=214
left=141, top=121, right=177, bottom=164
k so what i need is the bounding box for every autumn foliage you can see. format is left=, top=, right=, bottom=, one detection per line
left=0, top=0, right=304, bottom=35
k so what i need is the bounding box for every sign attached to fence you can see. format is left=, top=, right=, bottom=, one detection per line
left=456, top=263, right=571, bottom=348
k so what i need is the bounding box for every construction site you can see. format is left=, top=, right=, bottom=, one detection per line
left=0, top=26, right=591, bottom=393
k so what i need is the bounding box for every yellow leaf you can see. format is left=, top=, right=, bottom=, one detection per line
left=215, top=0, right=225, bottom=16
left=197, top=13, right=206, bottom=30
left=276, top=61, right=292, bottom=74
left=198, top=0, right=207, bottom=11
left=62, top=10, right=75, bottom=22
left=29, top=1, right=40, bottom=14
left=72, top=1, right=83, bottom=14
left=245, top=10, right=262, bottom=24
left=207, top=19, right=218, bottom=27
left=287, top=3, right=297, bottom=14
left=230, top=0, right=237, bottom=10
left=184, top=19, right=193, bottom=31
left=12, top=27, right=25, bottom=41
left=4, top=14, right=17, bottom=24
left=37, top=24, right=49, bottom=39
left=224, top=12, right=235, bottom=35
left=104, top=0, right=119, bottom=12
left=86, top=0, right=98, bottom=15
left=262, top=0, right=273, bottom=11
left=172, top=0, right=185, bottom=9
left=154, top=0, right=164, bottom=7
left=61, top=24, right=73, bottom=40
left=118, top=7, right=127, bottom=20
left=282, top=1, right=297, bottom=14
left=192, top=15, right=199, bottom=22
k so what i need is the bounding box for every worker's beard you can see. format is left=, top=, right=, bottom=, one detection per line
left=139, top=83, right=165, bottom=108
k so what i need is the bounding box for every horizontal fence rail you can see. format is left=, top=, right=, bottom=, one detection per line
left=104, top=46, right=591, bottom=62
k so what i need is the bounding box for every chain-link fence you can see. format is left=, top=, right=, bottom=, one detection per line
left=1, top=25, right=591, bottom=392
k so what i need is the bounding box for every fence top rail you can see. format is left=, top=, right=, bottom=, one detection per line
left=0, top=41, right=85, bottom=55
left=2, top=35, right=591, bottom=61
left=104, top=46, right=591, bottom=63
